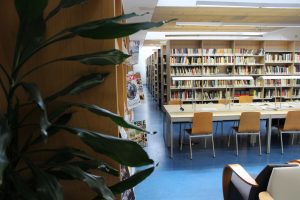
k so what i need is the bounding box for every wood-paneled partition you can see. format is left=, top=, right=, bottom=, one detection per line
left=0, top=0, right=124, bottom=199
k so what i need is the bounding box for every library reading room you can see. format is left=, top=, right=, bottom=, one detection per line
left=1, top=0, right=300, bottom=200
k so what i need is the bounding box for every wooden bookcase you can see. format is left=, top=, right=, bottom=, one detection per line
left=163, top=40, right=300, bottom=103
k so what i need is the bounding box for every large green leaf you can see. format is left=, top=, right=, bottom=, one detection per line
left=61, top=102, right=147, bottom=133
left=110, top=166, right=154, bottom=194
left=0, top=119, right=10, bottom=186
left=22, top=50, right=128, bottom=80
left=69, top=19, right=174, bottom=39
left=21, top=82, right=50, bottom=137
left=61, top=49, right=130, bottom=66
left=58, top=126, right=153, bottom=167
left=25, top=158, right=64, bottom=200
left=45, top=73, right=108, bottom=102
left=55, top=165, right=114, bottom=200
left=69, top=160, right=119, bottom=176
left=47, top=0, right=87, bottom=20
left=10, top=170, right=38, bottom=200
left=15, top=0, right=48, bottom=24
left=32, top=112, right=73, bottom=145
left=14, top=0, right=48, bottom=75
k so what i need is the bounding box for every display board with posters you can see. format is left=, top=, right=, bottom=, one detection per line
left=135, top=72, right=144, bottom=102
left=127, top=120, right=147, bottom=148
left=127, top=73, right=141, bottom=109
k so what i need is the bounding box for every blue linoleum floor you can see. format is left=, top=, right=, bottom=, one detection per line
left=134, top=87, right=300, bottom=200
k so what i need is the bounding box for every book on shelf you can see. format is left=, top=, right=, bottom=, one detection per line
left=264, top=65, right=291, bottom=75
left=171, top=48, right=202, bottom=55
left=265, top=53, right=293, bottom=62
left=203, top=48, right=233, bottom=55
left=235, top=48, right=264, bottom=55
left=235, top=56, right=256, bottom=64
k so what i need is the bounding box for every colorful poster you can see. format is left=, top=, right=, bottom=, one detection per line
left=127, top=73, right=141, bottom=109
left=121, top=166, right=135, bottom=200
left=135, top=72, right=144, bottom=102
left=129, top=40, right=140, bottom=65
left=127, top=120, right=147, bottom=147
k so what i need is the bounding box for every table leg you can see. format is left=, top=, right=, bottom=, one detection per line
left=170, top=118, right=173, bottom=158
left=267, top=116, right=272, bottom=154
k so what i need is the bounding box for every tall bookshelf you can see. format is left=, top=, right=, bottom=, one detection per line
left=166, top=40, right=300, bottom=103
left=160, top=45, right=168, bottom=106
left=146, top=50, right=159, bottom=101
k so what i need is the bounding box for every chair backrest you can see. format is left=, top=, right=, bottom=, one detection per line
left=238, top=112, right=260, bottom=132
left=191, top=112, right=213, bottom=135
left=266, top=166, right=300, bottom=200
left=283, top=111, right=300, bottom=131
left=168, top=99, right=181, bottom=105
left=218, top=99, right=231, bottom=104
left=239, top=95, right=253, bottom=103
left=248, top=164, right=298, bottom=200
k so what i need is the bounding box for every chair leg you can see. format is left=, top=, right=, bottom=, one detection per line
left=292, top=133, right=295, bottom=145
left=235, top=133, right=239, bottom=156
left=204, top=138, right=207, bottom=149
left=180, top=130, right=185, bottom=151
left=280, top=132, right=284, bottom=154
left=221, top=121, right=223, bottom=135
left=178, top=123, right=182, bottom=145
left=258, top=134, right=262, bottom=156
left=189, top=136, right=192, bottom=160
left=212, top=135, right=216, bottom=158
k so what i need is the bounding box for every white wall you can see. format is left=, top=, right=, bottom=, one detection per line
left=133, top=46, right=160, bottom=84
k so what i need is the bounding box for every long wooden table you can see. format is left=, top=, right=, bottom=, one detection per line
left=163, top=102, right=300, bottom=158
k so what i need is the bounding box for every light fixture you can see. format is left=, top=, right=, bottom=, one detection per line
left=176, top=22, right=300, bottom=28
left=195, top=1, right=300, bottom=9
left=258, top=76, right=300, bottom=80
left=165, top=34, right=263, bottom=38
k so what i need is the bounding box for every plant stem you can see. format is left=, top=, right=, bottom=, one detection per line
left=0, top=77, right=8, bottom=99
left=19, top=58, right=61, bottom=80
left=13, top=30, right=73, bottom=79
left=0, top=64, right=11, bottom=84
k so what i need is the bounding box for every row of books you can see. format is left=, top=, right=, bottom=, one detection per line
left=264, top=65, right=292, bottom=74
left=293, top=89, right=300, bottom=97
left=264, top=89, right=289, bottom=98
left=263, top=79, right=292, bottom=86
left=235, top=57, right=257, bottom=64
left=170, top=57, right=202, bottom=65
left=233, top=66, right=263, bottom=75
left=235, top=48, right=264, bottom=55
left=203, top=48, right=233, bottom=54
left=171, top=48, right=202, bottom=55
left=171, top=67, right=202, bottom=76
left=265, top=53, right=293, bottom=62
left=171, top=48, right=266, bottom=55
left=203, top=56, right=234, bottom=64
left=295, top=53, right=300, bottom=62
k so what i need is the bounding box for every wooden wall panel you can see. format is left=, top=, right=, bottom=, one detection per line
left=0, top=0, right=123, bottom=199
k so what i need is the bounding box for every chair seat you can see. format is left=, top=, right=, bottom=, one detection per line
left=185, top=128, right=212, bottom=135
left=233, top=126, right=260, bottom=134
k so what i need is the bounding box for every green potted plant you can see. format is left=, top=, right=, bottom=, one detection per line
left=0, top=0, right=172, bottom=199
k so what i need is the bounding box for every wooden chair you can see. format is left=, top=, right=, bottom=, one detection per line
left=168, top=99, right=181, bottom=105
left=276, top=111, right=300, bottom=154
left=231, top=112, right=261, bottom=156
left=239, top=95, right=253, bottom=103
left=180, top=112, right=215, bottom=159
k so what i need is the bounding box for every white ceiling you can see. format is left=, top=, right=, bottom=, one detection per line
left=123, top=0, right=300, bottom=46
left=122, top=0, right=158, bottom=43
